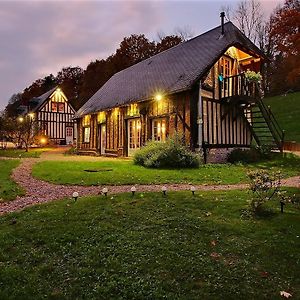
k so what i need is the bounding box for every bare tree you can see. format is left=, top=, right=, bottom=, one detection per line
left=222, top=0, right=264, bottom=45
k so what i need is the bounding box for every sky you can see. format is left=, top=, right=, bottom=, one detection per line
left=0, top=0, right=283, bottom=110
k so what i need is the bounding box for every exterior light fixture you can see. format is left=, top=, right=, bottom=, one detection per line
left=102, top=187, right=108, bottom=196
left=191, top=186, right=196, bottom=195
left=28, top=113, right=34, bottom=119
left=131, top=186, right=136, bottom=196
left=72, top=191, right=79, bottom=201
left=155, top=94, right=163, bottom=101
left=40, top=137, right=47, bottom=145
left=161, top=186, right=167, bottom=196
left=18, top=116, right=24, bottom=122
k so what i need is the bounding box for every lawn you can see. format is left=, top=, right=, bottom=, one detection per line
left=264, top=92, right=300, bottom=142
left=0, top=190, right=299, bottom=299
left=32, top=153, right=300, bottom=186
left=0, top=160, right=24, bottom=201
left=0, top=147, right=51, bottom=158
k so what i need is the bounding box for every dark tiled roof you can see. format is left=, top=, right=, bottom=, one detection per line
left=76, top=22, right=263, bottom=117
left=30, top=86, right=58, bottom=112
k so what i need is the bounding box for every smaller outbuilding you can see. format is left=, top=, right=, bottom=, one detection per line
left=20, top=86, right=77, bottom=145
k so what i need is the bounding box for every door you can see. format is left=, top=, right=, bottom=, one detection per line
left=221, top=57, right=233, bottom=97
left=127, top=118, right=141, bottom=156
left=65, top=127, right=73, bottom=145
left=100, top=124, right=106, bottom=155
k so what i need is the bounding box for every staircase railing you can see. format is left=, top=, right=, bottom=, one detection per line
left=219, top=73, right=260, bottom=100
left=256, top=99, right=285, bottom=151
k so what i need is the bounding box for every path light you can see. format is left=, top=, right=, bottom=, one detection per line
left=18, top=116, right=24, bottom=123
left=131, top=186, right=136, bottom=196
left=102, top=187, right=108, bottom=196
left=72, top=191, right=79, bottom=202
left=162, top=186, right=167, bottom=196
left=191, top=186, right=196, bottom=196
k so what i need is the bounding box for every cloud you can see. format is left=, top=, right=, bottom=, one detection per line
left=0, top=0, right=282, bottom=110
left=0, top=0, right=163, bottom=109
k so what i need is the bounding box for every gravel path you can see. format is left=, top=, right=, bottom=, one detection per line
left=0, top=149, right=299, bottom=215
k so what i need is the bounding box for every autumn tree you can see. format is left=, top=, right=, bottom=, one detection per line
left=269, top=0, right=300, bottom=93
left=57, top=66, right=84, bottom=110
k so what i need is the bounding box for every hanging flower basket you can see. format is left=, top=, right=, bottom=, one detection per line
left=245, top=70, right=262, bottom=83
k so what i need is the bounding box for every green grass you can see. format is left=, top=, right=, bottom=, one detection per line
left=32, top=153, right=300, bottom=186
left=0, top=147, right=51, bottom=158
left=0, top=160, right=24, bottom=201
left=264, top=92, right=300, bottom=142
left=0, top=190, right=299, bottom=299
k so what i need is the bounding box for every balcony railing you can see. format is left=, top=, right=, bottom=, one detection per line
left=219, top=73, right=260, bottom=101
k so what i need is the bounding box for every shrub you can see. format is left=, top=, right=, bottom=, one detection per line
left=227, top=148, right=261, bottom=164
left=134, top=135, right=200, bottom=168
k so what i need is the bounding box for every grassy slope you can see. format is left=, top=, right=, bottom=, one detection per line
left=0, top=160, right=24, bottom=201
left=264, top=92, right=300, bottom=142
left=0, top=190, right=299, bottom=299
left=32, top=153, right=300, bottom=186
left=0, top=148, right=51, bottom=158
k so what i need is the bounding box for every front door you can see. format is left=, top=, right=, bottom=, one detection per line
left=127, top=118, right=141, bottom=156
left=66, top=127, right=73, bottom=145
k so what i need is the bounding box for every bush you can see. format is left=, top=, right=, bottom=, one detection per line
left=134, top=135, right=200, bottom=168
left=227, top=148, right=261, bottom=164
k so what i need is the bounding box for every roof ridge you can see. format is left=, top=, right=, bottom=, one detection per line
left=115, top=21, right=233, bottom=77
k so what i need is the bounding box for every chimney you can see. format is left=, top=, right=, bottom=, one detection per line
left=220, top=11, right=225, bottom=35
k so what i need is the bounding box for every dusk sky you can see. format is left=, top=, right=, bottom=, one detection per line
left=0, top=0, right=283, bottom=110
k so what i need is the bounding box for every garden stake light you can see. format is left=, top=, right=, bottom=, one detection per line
left=191, top=186, right=196, bottom=196
left=131, top=186, right=136, bottom=196
left=102, top=187, right=108, bottom=196
left=162, top=186, right=167, bottom=196
left=72, top=192, right=79, bottom=202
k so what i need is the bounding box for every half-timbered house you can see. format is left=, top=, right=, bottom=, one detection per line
left=23, top=87, right=77, bottom=145
left=75, top=19, right=284, bottom=159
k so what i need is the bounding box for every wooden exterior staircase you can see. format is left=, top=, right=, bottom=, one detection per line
left=220, top=73, right=285, bottom=151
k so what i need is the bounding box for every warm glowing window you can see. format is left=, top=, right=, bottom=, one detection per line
left=82, top=115, right=91, bottom=127
left=127, top=104, right=139, bottom=116
left=83, top=127, right=90, bottom=143
left=51, top=102, right=57, bottom=112
left=152, top=118, right=166, bottom=142
left=97, top=112, right=106, bottom=123
left=58, top=103, right=64, bottom=112
left=221, top=57, right=232, bottom=78
left=51, top=101, right=64, bottom=112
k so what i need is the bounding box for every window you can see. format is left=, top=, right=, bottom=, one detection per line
left=51, top=102, right=57, bottom=112
left=152, top=118, right=166, bottom=142
left=83, top=127, right=90, bottom=143
left=51, top=101, right=64, bottom=112
left=58, top=103, right=64, bottom=112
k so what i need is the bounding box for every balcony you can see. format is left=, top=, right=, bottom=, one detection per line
left=219, top=73, right=261, bottom=103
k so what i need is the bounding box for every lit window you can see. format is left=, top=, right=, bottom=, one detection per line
left=83, top=127, right=90, bottom=143
left=97, top=112, right=106, bottom=123
left=82, top=115, right=91, bottom=126
left=152, top=118, right=167, bottom=142
left=51, top=102, right=57, bottom=112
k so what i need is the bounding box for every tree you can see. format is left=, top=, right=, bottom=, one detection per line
left=1, top=114, right=38, bottom=151
left=57, top=66, right=84, bottom=110
left=269, top=0, right=300, bottom=92
left=222, top=0, right=264, bottom=45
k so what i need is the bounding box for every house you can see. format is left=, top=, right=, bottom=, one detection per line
left=74, top=17, right=284, bottom=159
left=20, top=87, right=77, bottom=145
